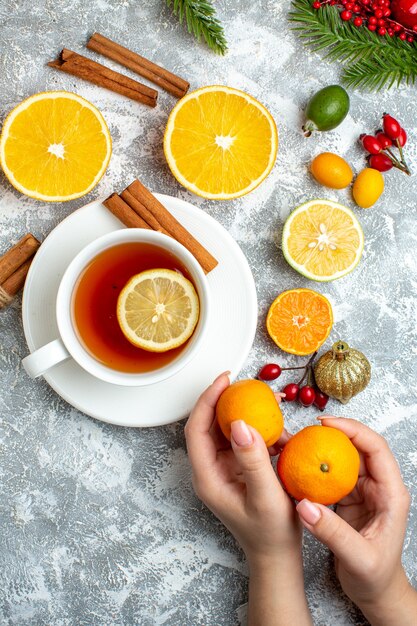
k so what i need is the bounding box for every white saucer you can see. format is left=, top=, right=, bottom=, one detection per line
left=22, top=195, right=258, bottom=427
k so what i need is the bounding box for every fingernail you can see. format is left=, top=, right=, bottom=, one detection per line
left=213, top=371, right=231, bottom=384
left=296, top=499, right=322, bottom=525
left=231, top=420, right=253, bottom=447
left=316, top=414, right=340, bottom=421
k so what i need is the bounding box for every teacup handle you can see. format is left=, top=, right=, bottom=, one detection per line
left=22, top=338, right=71, bottom=378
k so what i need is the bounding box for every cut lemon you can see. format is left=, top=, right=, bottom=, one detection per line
left=0, top=91, right=111, bottom=202
left=266, top=288, right=333, bottom=356
left=282, top=199, right=364, bottom=282
left=117, top=269, right=200, bottom=352
left=164, top=85, right=278, bottom=200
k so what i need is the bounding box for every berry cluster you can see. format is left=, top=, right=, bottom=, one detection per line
left=360, top=113, right=410, bottom=174
left=258, top=353, right=329, bottom=411
left=312, top=0, right=417, bottom=43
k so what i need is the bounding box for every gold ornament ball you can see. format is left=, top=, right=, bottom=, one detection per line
left=314, top=340, right=371, bottom=404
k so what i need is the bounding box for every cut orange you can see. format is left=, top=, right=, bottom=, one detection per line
left=163, top=85, right=278, bottom=200
left=266, top=288, right=333, bottom=356
left=117, top=269, right=199, bottom=352
left=282, top=199, right=364, bottom=282
left=0, top=91, right=111, bottom=202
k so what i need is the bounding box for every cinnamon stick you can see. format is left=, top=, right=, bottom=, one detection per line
left=125, top=179, right=218, bottom=274
left=48, top=49, right=158, bottom=107
left=120, top=189, right=170, bottom=236
left=87, top=32, right=189, bottom=98
left=0, top=234, right=40, bottom=284
left=1, top=258, right=33, bottom=298
left=103, top=194, right=151, bottom=229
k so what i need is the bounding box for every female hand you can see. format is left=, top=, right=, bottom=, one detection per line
left=296, top=416, right=416, bottom=625
left=185, top=373, right=313, bottom=626
left=184, top=372, right=299, bottom=563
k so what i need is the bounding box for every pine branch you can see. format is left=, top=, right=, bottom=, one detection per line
left=166, top=0, right=228, bottom=55
left=289, top=0, right=417, bottom=91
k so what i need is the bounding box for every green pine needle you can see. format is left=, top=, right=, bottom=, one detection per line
left=166, top=0, right=228, bottom=55
left=289, top=0, right=417, bottom=91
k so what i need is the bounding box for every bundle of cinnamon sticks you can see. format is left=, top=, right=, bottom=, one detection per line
left=0, top=234, right=40, bottom=310
left=48, top=33, right=189, bottom=106
left=104, top=180, right=218, bottom=274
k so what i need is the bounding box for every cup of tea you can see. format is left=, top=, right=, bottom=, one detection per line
left=22, top=229, right=210, bottom=386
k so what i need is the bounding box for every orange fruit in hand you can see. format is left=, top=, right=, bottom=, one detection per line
left=277, top=425, right=360, bottom=505
left=266, top=288, right=333, bottom=356
left=216, top=379, right=284, bottom=447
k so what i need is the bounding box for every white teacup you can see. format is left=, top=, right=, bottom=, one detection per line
left=22, top=229, right=210, bottom=386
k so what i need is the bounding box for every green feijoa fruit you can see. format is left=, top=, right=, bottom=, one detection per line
left=302, top=85, right=350, bottom=137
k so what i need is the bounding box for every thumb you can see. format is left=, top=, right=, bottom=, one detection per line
left=230, top=420, right=279, bottom=501
left=296, top=499, right=367, bottom=570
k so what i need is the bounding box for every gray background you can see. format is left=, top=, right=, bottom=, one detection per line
left=1, top=1, right=416, bottom=624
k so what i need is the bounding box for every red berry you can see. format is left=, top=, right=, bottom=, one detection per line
left=313, top=391, right=329, bottom=411
left=376, top=131, right=393, bottom=149
left=361, top=134, right=382, bottom=154
left=399, top=32, right=407, bottom=40
left=345, top=1, right=354, bottom=8
left=341, top=9, right=353, bottom=19
left=282, top=383, right=299, bottom=402
left=407, top=35, right=414, bottom=42
left=388, top=28, right=395, bottom=35
left=391, top=0, right=417, bottom=29
left=374, top=8, right=383, bottom=17
left=258, top=363, right=282, bottom=381
left=377, top=18, right=386, bottom=26
left=353, top=3, right=361, bottom=11
left=398, top=127, right=407, bottom=147
left=383, top=114, right=402, bottom=139
left=369, top=15, right=378, bottom=23
left=362, top=0, right=370, bottom=4
left=394, top=23, right=402, bottom=32
left=378, top=26, right=387, bottom=35
left=298, top=385, right=316, bottom=407
left=383, top=7, right=391, bottom=15
left=368, top=23, right=377, bottom=30
left=354, top=16, right=363, bottom=25
left=413, top=25, right=417, bottom=31
left=369, top=153, right=394, bottom=171
left=313, top=1, right=321, bottom=8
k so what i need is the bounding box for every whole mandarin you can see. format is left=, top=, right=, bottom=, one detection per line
left=277, top=424, right=360, bottom=505
left=216, top=379, right=284, bottom=447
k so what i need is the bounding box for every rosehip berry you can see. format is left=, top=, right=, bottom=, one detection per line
left=376, top=131, right=392, bottom=149
left=368, top=153, right=394, bottom=171
left=353, top=4, right=361, bottom=11
left=397, top=127, right=407, bottom=147
left=374, top=8, right=383, bottom=17
left=378, top=27, right=387, bottom=35
left=399, top=32, right=407, bottom=40
left=312, top=1, right=321, bottom=8
left=377, top=18, right=386, bottom=26
left=383, top=114, right=402, bottom=140
left=354, top=16, right=363, bottom=26
left=313, top=391, right=329, bottom=411
left=368, top=16, right=377, bottom=24
left=361, top=134, right=382, bottom=154
left=345, top=1, right=354, bottom=8
left=341, top=9, right=353, bottom=20
left=282, top=383, right=299, bottom=402
left=407, top=36, right=414, bottom=43
left=394, top=24, right=402, bottom=32
left=258, top=363, right=282, bottom=381
left=298, top=385, right=316, bottom=407
left=368, top=23, right=377, bottom=30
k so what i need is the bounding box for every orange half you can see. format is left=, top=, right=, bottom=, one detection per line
left=266, top=288, right=333, bottom=356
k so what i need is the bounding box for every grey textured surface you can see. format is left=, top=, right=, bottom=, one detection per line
left=1, top=1, right=416, bottom=624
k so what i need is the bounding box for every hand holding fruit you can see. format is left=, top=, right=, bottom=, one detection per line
left=296, top=417, right=415, bottom=625
left=185, top=374, right=301, bottom=563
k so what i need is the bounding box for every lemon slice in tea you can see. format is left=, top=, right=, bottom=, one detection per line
left=282, top=199, right=364, bottom=282
left=117, top=269, right=200, bottom=352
